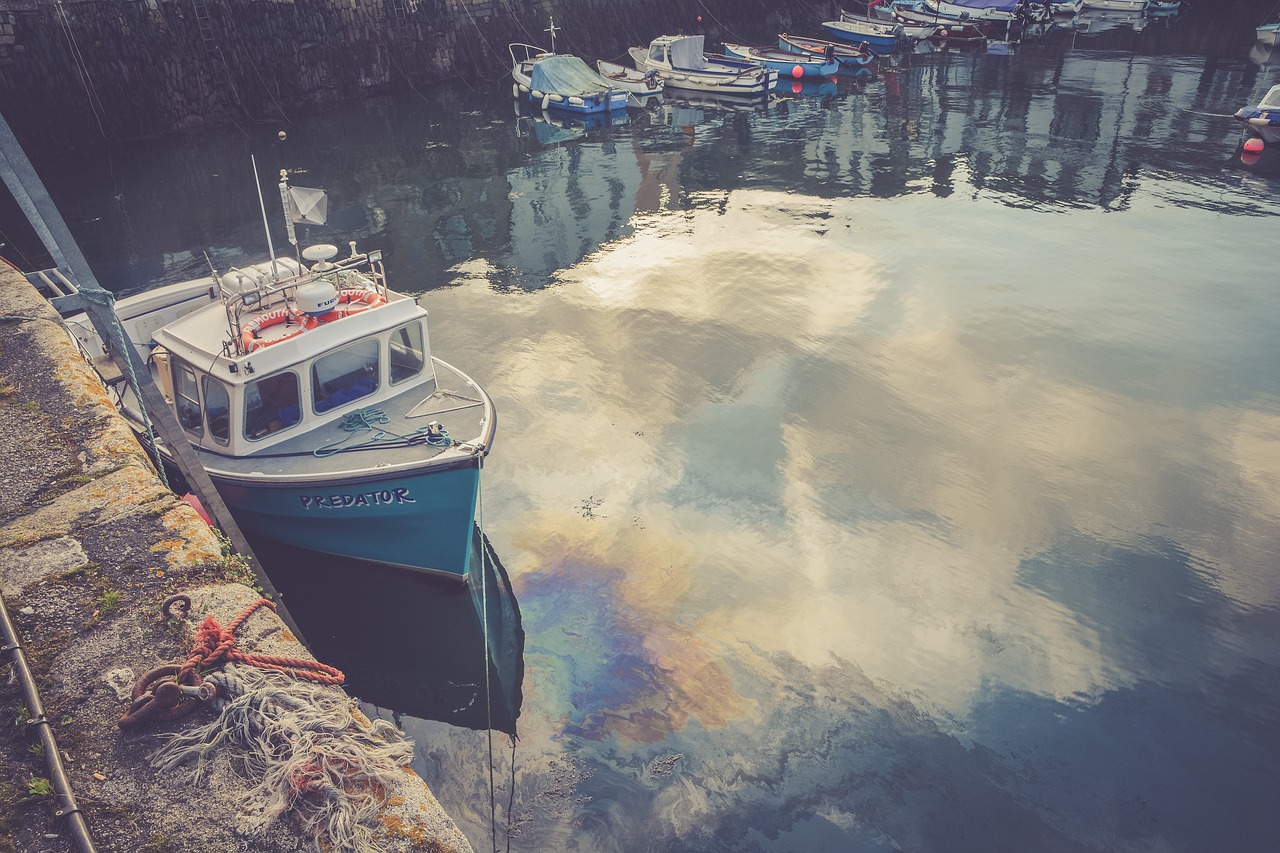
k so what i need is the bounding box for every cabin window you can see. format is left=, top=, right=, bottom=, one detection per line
left=203, top=377, right=231, bottom=445
left=649, top=44, right=664, bottom=63
left=171, top=360, right=203, bottom=437
left=244, top=372, right=301, bottom=440
left=389, top=321, right=426, bottom=385
left=313, top=339, right=380, bottom=413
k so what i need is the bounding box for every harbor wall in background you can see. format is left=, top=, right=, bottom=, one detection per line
left=0, top=0, right=813, bottom=151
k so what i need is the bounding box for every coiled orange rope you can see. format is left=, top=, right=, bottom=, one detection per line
left=177, top=598, right=345, bottom=686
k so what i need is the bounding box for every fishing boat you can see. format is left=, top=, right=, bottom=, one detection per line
left=878, top=1, right=992, bottom=40
left=1259, top=13, right=1280, bottom=47
left=842, top=8, right=942, bottom=41
left=776, top=33, right=877, bottom=71
left=628, top=35, right=777, bottom=97
left=62, top=173, right=496, bottom=581
left=596, top=60, right=665, bottom=95
left=509, top=43, right=628, bottom=115
left=721, top=43, right=840, bottom=79
left=821, top=17, right=908, bottom=49
left=1234, top=84, right=1280, bottom=145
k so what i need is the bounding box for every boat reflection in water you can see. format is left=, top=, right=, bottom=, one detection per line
left=253, top=525, right=523, bottom=734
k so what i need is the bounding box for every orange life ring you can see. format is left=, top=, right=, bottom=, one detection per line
left=317, top=289, right=387, bottom=322
left=240, top=309, right=317, bottom=352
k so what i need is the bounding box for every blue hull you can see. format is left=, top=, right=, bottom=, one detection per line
left=215, top=462, right=482, bottom=580
left=820, top=23, right=902, bottom=48
left=528, top=89, right=629, bottom=115
left=722, top=45, right=839, bottom=78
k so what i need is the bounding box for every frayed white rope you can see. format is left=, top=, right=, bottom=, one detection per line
left=150, top=665, right=414, bottom=852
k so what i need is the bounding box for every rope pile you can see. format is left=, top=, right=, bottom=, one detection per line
left=123, top=596, right=414, bottom=851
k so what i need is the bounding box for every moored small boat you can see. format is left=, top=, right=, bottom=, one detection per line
left=722, top=43, right=840, bottom=78
left=842, top=8, right=941, bottom=41
left=1234, top=83, right=1280, bottom=145
left=1259, top=17, right=1280, bottom=47
left=510, top=43, right=628, bottom=115
left=596, top=60, right=665, bottom=95
left=821, top=17, right=908, bottom=49
left=629, top=34, right=777, bottom=97
left=776, top=33, right=877, bottom=70
left=63, top=174, right=496, bottom=581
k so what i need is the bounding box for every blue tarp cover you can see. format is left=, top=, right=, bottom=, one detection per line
left=529, top=55, right=612, bottom=96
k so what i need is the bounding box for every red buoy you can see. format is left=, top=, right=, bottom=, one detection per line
left=792, top=81, right=803, bottom=94
left=1243, top=136, right=1265, bottom=154
left=792, top=65, right=805, bottom=79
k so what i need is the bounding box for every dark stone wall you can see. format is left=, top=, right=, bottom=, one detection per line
left=0, top=0, right=823, bottom=151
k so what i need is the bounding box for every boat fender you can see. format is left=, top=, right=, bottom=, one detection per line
left=531, top=89, right=544, bottom=100
left=548, top=93, right=563, bottom=102
left=512, top=83, right=519, bottom=99
left=542, top=94, right=551, bottom=110
left=241, top=308, right=317, bottom=352
left=568, top=96, right=585, bottom=107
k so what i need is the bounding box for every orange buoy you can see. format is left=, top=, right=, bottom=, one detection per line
left=1243, top=137, right=1265, bottom=154
left=792, top=65, right=805, bottom=79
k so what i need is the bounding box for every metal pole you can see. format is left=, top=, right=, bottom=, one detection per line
left=0, top=111, right=306, bottom=646
left=0, top=593, right=99, bottom=853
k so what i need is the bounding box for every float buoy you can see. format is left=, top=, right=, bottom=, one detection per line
left=1244, top=136, right=1265, bottom=154
left=792, top=65, right=805, bottom=79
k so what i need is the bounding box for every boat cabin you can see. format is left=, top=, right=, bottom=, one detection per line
left=148, top=246, right=437, bottom=458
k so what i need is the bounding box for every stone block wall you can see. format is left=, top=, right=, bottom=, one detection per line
left=0, top=0, right=809, bottom=149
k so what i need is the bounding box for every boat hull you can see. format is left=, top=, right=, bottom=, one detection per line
left=212, top=460, right=483, bottom=580
left=628, top=47, right=774, bottom=96
left=722, top=44, right=839, bottom=78
left=1259, top=23, right=1280, bottom=47
left=776, top=34, right=876, bottom=70
left=821, top=21, right=903, bottom=49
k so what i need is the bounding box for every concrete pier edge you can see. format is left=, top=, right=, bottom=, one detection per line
left=0, top=263, right=472, bottom=852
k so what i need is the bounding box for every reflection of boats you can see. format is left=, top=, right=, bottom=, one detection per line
left=596, top=60, right=664, bottom=95
left=822, top=17, right=907, bottom=49
left=777, top=33, right=877, bottom=70
left=509, top=43, right=628, bottom=115
left=1081, top=0, right=1146, bottom=10
left=1073, top=9, right=1147, bottom=32
left=775, top=77, right=840, bottom=97
left=65, top=174, right=496, bottom=581
left=629, top=35, right=777, bottom=96
left=1146, top=0, right=1180, bottom=12
left=723, top=42, right=840, bottom=78
left=516, top=105, right=628, bottom=144
left=1234, top=84, right=1280, bottom=145
left=261, top=526, right=524, bottom=734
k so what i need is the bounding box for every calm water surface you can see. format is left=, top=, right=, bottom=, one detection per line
left=6, top=4, right=1280, bottom=850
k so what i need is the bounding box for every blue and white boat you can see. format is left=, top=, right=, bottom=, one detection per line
left=64, top=173, right=496, bottom=581
left=1234, top=84, right=1280, bottom=146
left=721, top=43, right=840, bottom=79
left=628, top=35, right=777, bottom=97
left=510, top=44, right=629, bottom=115
left=776, top=33, right=877, bottom=71
left=821, top=17, right=908, bottom=49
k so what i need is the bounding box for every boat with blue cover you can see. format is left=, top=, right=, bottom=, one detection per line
left=63, top=173, right=496, bottom=581
left=776, top=33, right=877, bottom=71
left=510, top=44, right=628, bottom=115
left=1234, top=84, right=1280, bottom=146
left=721, top=43, right=840, bottom=79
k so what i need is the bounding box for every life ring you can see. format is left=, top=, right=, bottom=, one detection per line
left=318, top=288, right=387, bottom=321
left=240, top=308, right=316, bottom=352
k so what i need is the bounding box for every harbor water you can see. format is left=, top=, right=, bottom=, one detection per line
left=3, top=3, right=1280, bottom=850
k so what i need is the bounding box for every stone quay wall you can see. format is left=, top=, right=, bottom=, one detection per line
left=0, top=0, right=807, bottom=150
